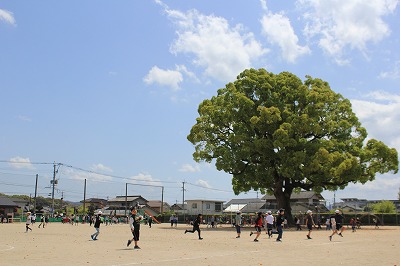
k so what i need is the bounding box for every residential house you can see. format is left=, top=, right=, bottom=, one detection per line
left=80, top=198, right=108, bottom=210
left=333, top=198, right=367, bottom=212
left=185, top=199, right=225, bottom=216
left=224, top=198, right=266, bottom=214
left=146, top=200, right=171, bottom=214
left=0, top=196, right=19, bottom=222
left=261, top=191, right=328, bottom=213
left=170, top=203, right=186, bottom=214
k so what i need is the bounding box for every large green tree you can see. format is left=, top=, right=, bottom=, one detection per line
left=371, top=200, right=396, bottom=214
left=187, top=68, right=398, bottom=222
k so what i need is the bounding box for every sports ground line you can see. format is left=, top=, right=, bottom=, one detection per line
left=111, top=250, right=260, bottom=266
left=0, top=245, right=15, bottom=251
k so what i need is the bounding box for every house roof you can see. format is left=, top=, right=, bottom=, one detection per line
left=80, top=198, right=107, bottom=204
left=0, top=196, right=19, bottom=207
left=186, top=199, right=225, bottom=203
left=225, top=198, right=264, bottom=206
left=262, top=191, right=324, bottom=200
left=223, top=204, right=246, bottom=213
left=108, top=196, right=148, bottom=203
left=147, top=200, right=170, bottom=208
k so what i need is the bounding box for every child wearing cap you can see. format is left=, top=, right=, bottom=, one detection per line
left=265, top=211, right=274, bottom=238
left=329, top=210, right=345, bottom=241
left=234, top=211, right=242, bottom=238
left=91, top=211, right=103, bottom=240
left=305, top=210, right=315, bottom=239
left=25, top=212, right=33, bottom=232
left=127, top=207, right=142, bottom=249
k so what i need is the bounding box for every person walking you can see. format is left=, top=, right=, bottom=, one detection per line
left=249, top=212, right=263, bottom=242
left=294, top=216, right=302, bottom=231
left=148, top=216, right=153, bottom=228
left=25, top=212, right=33, bottom=232
left=264, top=210, right=274, bottom=238
left=127, top=207, right=142, bottom=249
left=38, top=214, right=45, bottom=228
left=91, top=211, right=103, bottom=241
left=276, top=209, right=285, bottom=242
left=234, top=211, right=242, bottom=238
left=185, top=214, right=203, bottom=240
left=305, top=210, right=315, bottom=239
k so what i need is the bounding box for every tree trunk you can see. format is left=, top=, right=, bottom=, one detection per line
left=274, top=184, right=294, bottom=225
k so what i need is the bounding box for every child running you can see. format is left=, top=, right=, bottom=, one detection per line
left=185, top=214, right=203, bottom=240
left=329, top=210, right=345, bottom=241
left=91, top=211, right=103, bottom=241
left=25, top=212, right=32, bottom=232
left=249, top=212, right=263, bottom=242
left=264, top=210, right=274, bottom=238
left=127, top=207, right=142, bottom=249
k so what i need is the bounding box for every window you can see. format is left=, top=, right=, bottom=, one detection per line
left=206, top=203, right=211, bottom=209
left=192, top=203, right=197, bottom=209
left=215, top=202, right=222, bottom=211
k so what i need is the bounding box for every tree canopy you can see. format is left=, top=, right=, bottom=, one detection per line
left=187, top=68, right=398, bottom=220
left=371, top=200, right=396, bottom=213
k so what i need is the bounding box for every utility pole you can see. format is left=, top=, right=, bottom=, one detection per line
left=51, top=162, right=56, bottom=217
left=125, top=183, right=128, bottom=217
left=83, top=179, right=87, bottom=215
left=34, top=174, right=38, bottom=213
left=60, top=191, right=64, bottom=214
left=182, top=181, right=186, bottom=223
left=161, top=186, right=164, bottom=214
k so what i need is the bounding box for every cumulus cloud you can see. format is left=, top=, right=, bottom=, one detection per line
left=62, top=167, right=113, bottom=182
left=91, top=163, right=113, bottom=173
left=260, top=12, right=310, bottom=63
left=163, top=7, right=267, bottom=82
left=196, top=179, right=212, bottom=188
left=351, top=91, right=400, bottom=151
left=128, top=172, right=162, bottom=187
left=379, top=60, right=400, bottom=79
left=299, top=0, right=398, bottom=64
left=8, top=157, right=35, bottom=169
left=143, top=66, right=183, bottom=91
left=179, top=163, right=201, bottom=172
left=0, top=9, right=16, bottom=25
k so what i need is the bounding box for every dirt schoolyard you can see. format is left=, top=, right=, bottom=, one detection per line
left=0, top=222, right=398, bottom=266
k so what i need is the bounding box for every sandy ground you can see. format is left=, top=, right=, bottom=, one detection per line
left=0, top=222, right=399, bottom=266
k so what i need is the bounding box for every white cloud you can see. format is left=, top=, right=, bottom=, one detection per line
left=351, top=91, right=400, bottom=151
left=379, top=60, right=400, bottom=79
left=8, top=157, right=35, bottom=169
left=143, top=66, right=183, bottom=91
left=260, top=12, right=310, bottom=63
left=196, top=179, right=211, bottom=188
left=91, top=163, right=113, bottom=173
left=0, top=9, right=16, bottom=25
left=179, top=163, right=201, bottom=172
left=17, top=115, right=32, bottom=122
left=299, top=0, right=398, bottom=64
left=128, top=172, right=162, bottom=187
left=165, top=8, right=267, bottom=82
left=62, top=167, right=113, bottom=182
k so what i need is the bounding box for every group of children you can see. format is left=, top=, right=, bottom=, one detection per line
left=237, top=209, right=347, bottom=242
left=25, top=206, right=349, bottom=250
left=25, top=212, right=48, bottom=232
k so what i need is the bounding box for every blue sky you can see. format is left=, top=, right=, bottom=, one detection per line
left=1, top=0, right=399, bottom=206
